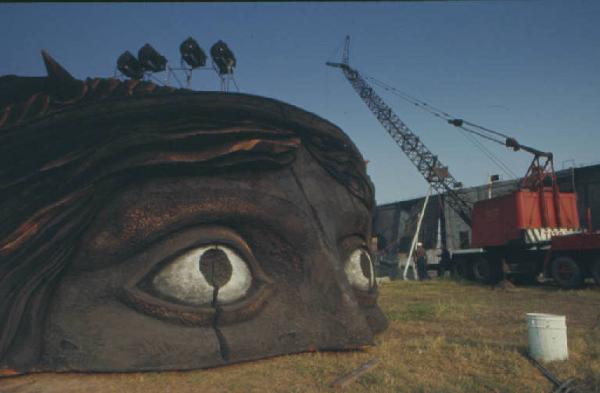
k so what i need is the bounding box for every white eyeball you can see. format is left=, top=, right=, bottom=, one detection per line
left=344, top=248, right=375, bottom=292
left=152, top=245, right=252, bottom=305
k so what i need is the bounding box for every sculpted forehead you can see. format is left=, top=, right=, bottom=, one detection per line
left=76, top=147, right=372, bottom=270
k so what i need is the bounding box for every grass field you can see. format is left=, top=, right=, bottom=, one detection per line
left=2, top=279, right=599, bottom=393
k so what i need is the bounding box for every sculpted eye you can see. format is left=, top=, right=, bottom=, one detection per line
left=152, top=245, right=252, bottom=306
left=121, top=226, right=273, bottom=326
left=344, top=248, right=375, bottom=292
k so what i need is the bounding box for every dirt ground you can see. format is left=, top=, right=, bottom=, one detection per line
left=1, top=279, right=599, bottom=393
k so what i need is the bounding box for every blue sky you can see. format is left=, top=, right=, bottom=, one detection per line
left=1, top=1, right=599, bottom=204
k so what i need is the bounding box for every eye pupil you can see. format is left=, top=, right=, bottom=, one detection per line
left=359, top=252, right=372, bottom=280
left=199, top=248, right=233, bottom=289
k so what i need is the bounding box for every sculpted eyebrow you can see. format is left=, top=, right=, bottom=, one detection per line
left=83, top=191, right=312, bottom=263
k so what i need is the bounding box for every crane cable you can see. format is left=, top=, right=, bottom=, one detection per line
left=456, top=128, right=518, bottom=179
left=364, top=74, right=518, bottom=179
left=327, top=38, right=348, bottom=66
left=367, top=78, right=517, bottom=179
left=365, top=74, right=513, bottom=140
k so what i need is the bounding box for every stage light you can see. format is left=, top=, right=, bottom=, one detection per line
left=117, top=51, right=144, bottom=80
left=180, top=37, right=207, bottom=69
left=137, top=44, right=167, bottom=73
left=210, top=40, right=236, bottom=75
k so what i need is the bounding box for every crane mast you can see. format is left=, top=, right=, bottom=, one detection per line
left=326, top=39, right=472, bottom=226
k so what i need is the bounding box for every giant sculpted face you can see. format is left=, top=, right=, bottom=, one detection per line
left=0, top=53, right=387, bottom=373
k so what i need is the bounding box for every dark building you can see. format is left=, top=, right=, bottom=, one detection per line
left=374, top=164, right=600, bottom=254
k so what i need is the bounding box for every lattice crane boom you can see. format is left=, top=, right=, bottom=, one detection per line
left=326, top=39, right=472, bottom=226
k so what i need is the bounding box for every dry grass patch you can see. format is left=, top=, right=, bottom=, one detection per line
left=1, top=280, right=599, bottom=392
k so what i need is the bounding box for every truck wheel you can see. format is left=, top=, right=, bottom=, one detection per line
left=551, top=256, right=584, bottom=289
left=453, top=258, right=472, bottom=280
left=591, top=258, right=600, bottom=286
left=472, top=256, right=502, bottom=284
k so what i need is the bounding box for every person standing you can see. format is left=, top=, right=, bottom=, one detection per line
left=414, top=242, right=430, bottom=281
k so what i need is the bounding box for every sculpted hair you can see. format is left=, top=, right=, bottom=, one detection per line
left=0, top=68, right=374, bottom=369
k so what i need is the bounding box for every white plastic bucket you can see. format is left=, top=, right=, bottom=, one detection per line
left=526, top=313, right=568, bottom=362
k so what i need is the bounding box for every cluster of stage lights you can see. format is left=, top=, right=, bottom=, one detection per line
left=116, top=37, right=236, bottom=83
